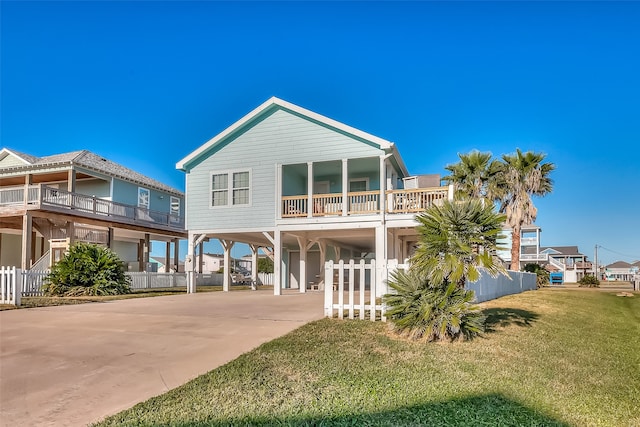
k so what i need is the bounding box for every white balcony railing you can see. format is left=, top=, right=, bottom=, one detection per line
left=0, top=184, right=185, bottom=230
left=281, top=186, right=449, bottom=218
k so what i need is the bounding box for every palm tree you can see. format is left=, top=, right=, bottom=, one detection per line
left=384, top=199, right=506, bottom=341
left=443, top=150, right=501, bottom=200
left=494, top=149, right=555, bottom=271
left=411, top=199, right=507, bottom=288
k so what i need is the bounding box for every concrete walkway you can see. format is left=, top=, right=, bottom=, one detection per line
left=0, top=290, right=324, bottom=426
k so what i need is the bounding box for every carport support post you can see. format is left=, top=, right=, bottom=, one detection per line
left=250, top=244, right=259, bottom=290
left=375, top=225, right=386, bottom=296
left=221, top=239, right=234, bottom=292
left=173, top=238, right=180, bottom=272
left=296, top=235, right=308, bottom=293
left=273, top=230, right=282, bottom=295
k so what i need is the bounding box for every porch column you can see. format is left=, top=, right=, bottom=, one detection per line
left=379, top=156, right=386, bottom=215
left=21, top=213, right=33, bottom=270
left=198, top=241, right=204, bottom=273
left=67, top=168, right=76, bottom=193
left=173, top=238, right=180, bottom=272
left=307, top=162, right=313, bottom=218
left=107, top=227, right=114, bottom=249
left=143, top=233, right=150, bottom=271
left=186, top=233, right=195, bottom=293
left=249, top=244, right=259, bottom=289
left=342, top=159, right=348, bottom=216
left=221, top=239, right=234, bottom=292
left=137, top=239, right=144, bottom=271
left=165, top=241, right=171, bottom=273
left=24, top=174, right=33, bottom=205
left=297, top=234, right=308, bottom=293
left=375, top=225, right=386, bottom=295
left=273, top=230, right=282, bottom=295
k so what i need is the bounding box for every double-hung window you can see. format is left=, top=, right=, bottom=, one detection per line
left=210, top=170, right=251, bottom=207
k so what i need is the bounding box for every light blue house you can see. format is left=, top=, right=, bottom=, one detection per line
left=0, top=148, right=186, bottom=272
left=177, top=97, right=452, bottom=294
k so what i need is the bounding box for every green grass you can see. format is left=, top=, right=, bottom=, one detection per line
left=94, top=289, right=640, bottom=427
left=0, top=285, right=272, bottom=310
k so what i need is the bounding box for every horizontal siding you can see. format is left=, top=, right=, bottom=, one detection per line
left=0, top=155, right=28, bottom=168
left=187, top=109, right=384, bottom=230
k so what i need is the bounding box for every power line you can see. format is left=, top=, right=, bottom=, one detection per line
left=597, top=245, right=640, bottom=260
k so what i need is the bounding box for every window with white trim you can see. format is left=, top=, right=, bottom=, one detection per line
left=210, top=170, right=251, bottom=207
left=349, top=178, right=369, bottom=192
left=170, top=196, right=181, bottom=217
left=138, top=187, right=150, bottom=209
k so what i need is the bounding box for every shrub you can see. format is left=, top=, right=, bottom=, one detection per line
left=523, top=263, right=550, bottom=288
left=384, top=269, right=485, bottom=342
left=578, top=275, right=600, bottom=288
left=43, top=243, right=131, bottom=296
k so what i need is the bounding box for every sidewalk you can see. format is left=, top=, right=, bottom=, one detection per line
left=0, top=289, right=324, bottom=426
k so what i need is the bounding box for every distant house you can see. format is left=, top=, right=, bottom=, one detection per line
left=176, top=97, right=454, bottom=294
left=149, top=256, right=185, bottom=273
left=604, top=261, right=639, bottom=281
left=497, top=224, right=592, bottom=281
left=0, top=148, right=186, bottom=272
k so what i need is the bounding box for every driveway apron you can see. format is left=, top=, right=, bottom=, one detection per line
left=0, top=290, right=324, bottom=426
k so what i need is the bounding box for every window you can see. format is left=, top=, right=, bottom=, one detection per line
left=170, top=196, right=181, bottom=217
left=349, top=178, right=369, bottom=192
left=210, top=170, right=251, bottom=207
left=138, top=187, right=150, bottom=209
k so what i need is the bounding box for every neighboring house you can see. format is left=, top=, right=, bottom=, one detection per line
left=0, top=148, right=186, bottom=272
left=604, top=261, right=639, bottom=281
left=149, top=256, right=185, bottom=273
left=497, top=225, right=592, bottom=282
left=177, top=97, right=453, bottom=294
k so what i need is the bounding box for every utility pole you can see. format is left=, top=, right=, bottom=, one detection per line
left=594, top=244, right=598, bottom=279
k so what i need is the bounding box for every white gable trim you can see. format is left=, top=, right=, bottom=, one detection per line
left=0, top=148, right=33, bottom=165
left=176, top=97, right=397, bottom=171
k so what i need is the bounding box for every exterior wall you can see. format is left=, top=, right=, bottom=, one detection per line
left=0, top=155, right=28, bottom=168
left=466, top=270, right=537, bottom=303
left=1, top=234, right=23, bottom=266
left=185, top=108, right=384, bottom=231
left=112, top=240, right=138, bottom=263
left=111, top=178, right=182, bottom=214
left=75, top=179, right=111, bottom=199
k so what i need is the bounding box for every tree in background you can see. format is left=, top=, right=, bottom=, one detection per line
left=257, top=257, right=274, bottom=273
left=443, top=150, right=501, bottom=200
left=523, top=263, right=550, bottom=288
left=444, top=149, right=555, bottom=272
left=43, top=242, right=131, bottom=296
left=493, top=149, right=555, bottom=271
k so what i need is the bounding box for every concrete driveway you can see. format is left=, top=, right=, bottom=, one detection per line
left=0, top=289, right=324, bottom=426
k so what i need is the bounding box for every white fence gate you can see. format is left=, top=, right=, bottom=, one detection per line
left=1, top=266, right=21, bottom=306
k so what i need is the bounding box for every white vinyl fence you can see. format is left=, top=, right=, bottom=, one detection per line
left=1, top=266, right=21, bottom=305
left=325, top=260, right=537, bottom=322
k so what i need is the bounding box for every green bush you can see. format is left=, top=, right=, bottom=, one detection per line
left=43, top=242, right=131, bottom=296
left=523, top=263, right=550, bottom=288
left=384, top=269, right=485, bottom=342
left=578, top=275, right=600, bottom=288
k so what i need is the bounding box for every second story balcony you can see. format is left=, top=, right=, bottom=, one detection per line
left=0, top=184, right=185, bottom=231
left=281, top=186, right=451, bottom=218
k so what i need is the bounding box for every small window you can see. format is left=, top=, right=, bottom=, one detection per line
left=349, top=178, right=369, bottom=192
left=210, top=170, right=251, bottom=207
left=138, top=187, right=150, bottom=209
left=170, top=196, right=181, bottom=217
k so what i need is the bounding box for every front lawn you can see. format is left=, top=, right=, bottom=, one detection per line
left=96, top=289, right=639, bottom=426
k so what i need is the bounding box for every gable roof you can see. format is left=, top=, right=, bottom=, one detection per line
left=0, top=148, right=182, bottom=196
left=540, top=246, right=582, bottom=256
left=606, top=260, right=633, bottom=269
left=176, top=97, right=409, bottom=175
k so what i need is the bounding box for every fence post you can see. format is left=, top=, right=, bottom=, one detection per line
left=324, top=261, right=334, bottom=317
left=370, top=259, right=376, bottom=321
left=15, top=267, right=22, bottom=306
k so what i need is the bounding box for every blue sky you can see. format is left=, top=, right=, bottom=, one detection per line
left=2, top=1, right=639, bottom=265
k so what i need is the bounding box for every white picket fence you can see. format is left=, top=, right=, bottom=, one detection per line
left=1, top=266, right=21, bottom=305
left=324, top=259, right=408, bottom=321
left=324, top=260, right=537, bottom=322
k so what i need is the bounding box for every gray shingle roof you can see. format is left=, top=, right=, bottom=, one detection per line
left=606, top=261, right=633, bottom=268
left=1, top=148, right=182, bottom=196
left=540, top=246, right=582, bottom=255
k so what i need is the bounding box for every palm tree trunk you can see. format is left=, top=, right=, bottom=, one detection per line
left=511, top=225, right=521, bottom=271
